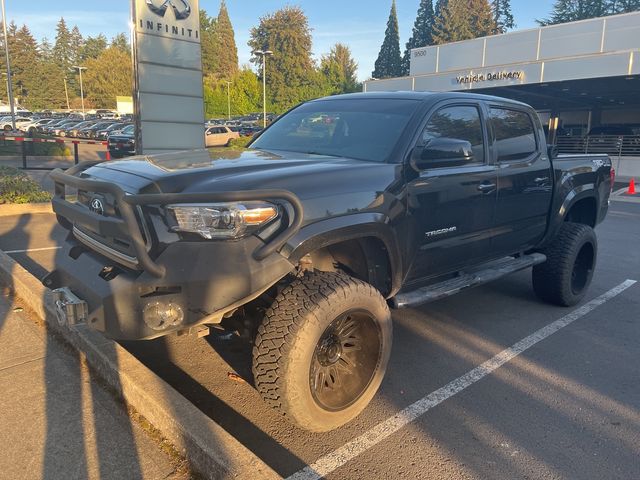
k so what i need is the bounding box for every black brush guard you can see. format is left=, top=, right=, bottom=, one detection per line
left=49, top=163, right=304, bottom=278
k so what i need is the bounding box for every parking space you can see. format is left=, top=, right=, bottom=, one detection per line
left=0, top=202, right=638, bottom=479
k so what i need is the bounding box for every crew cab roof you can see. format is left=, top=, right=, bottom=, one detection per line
left=311, top=90, right=532, bottom=109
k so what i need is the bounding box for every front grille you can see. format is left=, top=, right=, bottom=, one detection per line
left=74, top=190, right=151, bottom=269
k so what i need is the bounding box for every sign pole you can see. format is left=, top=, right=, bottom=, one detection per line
left=1, top=0, right=16, bottom=131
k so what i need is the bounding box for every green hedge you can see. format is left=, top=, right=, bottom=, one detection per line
left=0, top=166, right=51, bottom=204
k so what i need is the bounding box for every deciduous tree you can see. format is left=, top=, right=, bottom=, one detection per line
left=372, top=0, right=403, bottom=79
left=248, top=6, right=318, bottom=111
left=82, top=47, right=132, bottom=108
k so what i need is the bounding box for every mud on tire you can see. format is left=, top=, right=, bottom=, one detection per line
left=252, top=271, right=392, bottom=432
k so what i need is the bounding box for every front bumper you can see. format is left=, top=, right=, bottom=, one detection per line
left=44, top=233, right=294, bottom=340
left=45, top=164, right=303, bottom=340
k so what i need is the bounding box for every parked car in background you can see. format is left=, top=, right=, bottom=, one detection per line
left=205, top=125, right=240, bottom=146
left=2, top=117, right=32, bottom=131
left=585, top=125, right=635, bottom=153
left=239, top=126, right=263, bottom=137
left=79, top=121, right=117, bottom=139
left=52, top=121, right=83, bottom=136
left=96, top=123, right=129, bottom=140
left=107, top=124, right=135, bottom=158
left=67, top=120, right=96, bottom=138
left=24, top=118, right=55, bottom=134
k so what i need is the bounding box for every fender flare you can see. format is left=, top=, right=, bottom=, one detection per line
left=283, top=213, right=404, bottom=297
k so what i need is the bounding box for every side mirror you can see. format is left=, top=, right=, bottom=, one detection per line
left=411, top=137, right=474, bottom=171
left=547, top=144, right=558, bottom=159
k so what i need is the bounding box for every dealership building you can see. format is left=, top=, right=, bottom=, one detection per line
left=363, top=11, right=640, bottom=179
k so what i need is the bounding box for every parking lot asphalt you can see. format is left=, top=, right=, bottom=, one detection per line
left=0, top=202, right=638, bottom=480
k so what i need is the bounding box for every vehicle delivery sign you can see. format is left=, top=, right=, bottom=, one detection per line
left=131, top=0, right=205, bottom=153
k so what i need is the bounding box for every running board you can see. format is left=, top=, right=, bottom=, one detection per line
left=392, top=253, right=547, bottom=309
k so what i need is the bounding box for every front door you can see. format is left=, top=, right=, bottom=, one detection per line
left=404, top=103, right=498, bottom=285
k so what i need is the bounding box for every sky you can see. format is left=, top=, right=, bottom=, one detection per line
left=5, top=0, right=556, bottom=80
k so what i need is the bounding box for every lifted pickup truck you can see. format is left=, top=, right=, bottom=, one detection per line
left=45, top=92, right=613, bottom=432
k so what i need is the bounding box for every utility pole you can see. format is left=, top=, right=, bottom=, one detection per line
left=72, top=66, right=87, bottom=118
left=1, top=0, right=16, bottom=131
left=254, top=50, right=273, bottom=128
left=63, top=77, right=70, bottom=111
left=226, top=81, right=232, bottom=121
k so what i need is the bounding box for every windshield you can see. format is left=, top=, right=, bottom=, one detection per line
left=251, top=98, right=421, bottom=162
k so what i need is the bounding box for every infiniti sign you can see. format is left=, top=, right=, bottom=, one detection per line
left=146, top=0, right=191, bottom=20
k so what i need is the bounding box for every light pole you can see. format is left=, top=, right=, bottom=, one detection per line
left=63, top=77, right=70, bottom=111
left=1, top=0, right=16, bottom=131
left=72, top=65, right=87, bottom=118
left=254, top=50, right=272, bottom=128
left=225, top=81, right=232, bottom=121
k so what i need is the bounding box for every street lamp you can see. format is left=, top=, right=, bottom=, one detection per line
left=1, top=0, right=16, bottom=131
left=254, top=50, right=273, bottom=128
left=72, top=65, right=87, bottom=118
left=225, top=81, right=232, bottom=121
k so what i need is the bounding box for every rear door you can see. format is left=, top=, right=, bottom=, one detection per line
left=487, top=104, right=553, bottom=255
left=404, top=102, right=498, bottom=284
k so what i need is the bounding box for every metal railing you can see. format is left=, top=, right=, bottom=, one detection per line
left=555, top=135, right=640, bottom=157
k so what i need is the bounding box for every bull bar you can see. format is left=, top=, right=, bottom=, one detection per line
left=49, top=163, right=304, bottom=279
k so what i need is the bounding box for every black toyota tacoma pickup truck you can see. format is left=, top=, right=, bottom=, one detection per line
left=45, top=92, right=613, bottom=432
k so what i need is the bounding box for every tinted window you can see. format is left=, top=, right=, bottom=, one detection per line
left=251, top=99, right=421, bottom=162
left=490, top=108, right=537, bottom=162
left=422, top=105, right=485, bottom=164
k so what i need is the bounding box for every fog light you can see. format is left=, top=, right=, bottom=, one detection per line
left=143, top=301, right=184, bottom=331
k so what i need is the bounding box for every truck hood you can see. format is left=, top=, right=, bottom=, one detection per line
left=83, top=148, right=400, bottom=223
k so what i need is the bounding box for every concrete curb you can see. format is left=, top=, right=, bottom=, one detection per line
left=0, top=203, right=53, bottom=216
left=610, top=187, right=640, bottom=204
left=0, top=249, right=281, bottom=480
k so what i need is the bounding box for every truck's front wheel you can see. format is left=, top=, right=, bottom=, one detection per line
left=532, top=222, right=597, bottom=306
left=252, top=271, right=392, bottom=432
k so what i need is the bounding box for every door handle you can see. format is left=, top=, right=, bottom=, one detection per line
left=534, top=177, right=549, bottom=185
left=477, top=182, right=496, bottom=194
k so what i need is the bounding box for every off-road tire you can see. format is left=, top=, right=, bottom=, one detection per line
left=532, top=222, right=597, bottom=306
left=252, top=271, right=392, bottom=432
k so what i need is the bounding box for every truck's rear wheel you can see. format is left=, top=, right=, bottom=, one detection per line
left=252, top=271, right=392, bottom=432
left=532, top=222, right=597, bottom=306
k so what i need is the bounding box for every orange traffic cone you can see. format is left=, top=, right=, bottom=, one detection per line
left=628, top=178, right=636, bottom=195
left=105, top=150, right=111, bottom=161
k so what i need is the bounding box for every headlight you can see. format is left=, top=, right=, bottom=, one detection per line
left=166, top=202, right=278, bottom=239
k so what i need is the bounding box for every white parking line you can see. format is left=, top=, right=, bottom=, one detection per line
left=287, top=279, right=637, bottom=480
left=4, top=246, right=62, bottom=254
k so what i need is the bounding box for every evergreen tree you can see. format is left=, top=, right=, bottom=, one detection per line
left=209, top=0, right=239, bottom=79
left=372, top=0, right=403, bottom=79
left=111, top=33, right=130, bottom=53
left=70, top=25, right=84, bottom=65
left=402, top=0, right=435, bottom=75
left=82, top=34, right=107, bottom=61
left=491, top=0, right=515, bottom=33
left=538, top=0, right=609, bottom=25
left=200, top=9, right=218, bottom=75
left=432, top=0, right=495, bottom=43
left=321, top=43, right=359, bottom=94
left=248, top=6, right=318, bottom=111
left=39, top=37, right=53, bottom=61
left=608, top=0, right=640, bottom=13
left=53, top=18, right=73, bottom=69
